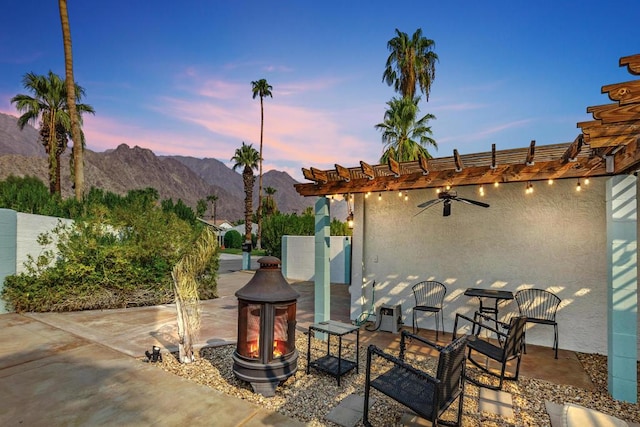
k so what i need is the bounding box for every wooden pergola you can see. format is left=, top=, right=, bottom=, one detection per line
left=293, top=54, right=640, bottom=404
left=295, top=54, right=640, bottom=197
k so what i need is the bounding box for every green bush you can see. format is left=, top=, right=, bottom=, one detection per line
left=224, top=229, right=243, bottom=249
left=1, top=190, right=219, bottom=312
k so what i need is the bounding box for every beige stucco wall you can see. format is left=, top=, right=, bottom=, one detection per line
left=350, top=176, right=636, bottom=355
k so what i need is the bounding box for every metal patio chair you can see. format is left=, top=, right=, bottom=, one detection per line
left=364, top=331, right=468, bottom=426
left=412, top=281, right=447, bottom=341
left=453, top=312, right=527, bottom=390
left=515, top=288, right=561, bottom=359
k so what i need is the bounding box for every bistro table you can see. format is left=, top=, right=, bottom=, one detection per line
left=464, top=288, right=514, bottom=324
left=306, top=320, right=359, bottom=386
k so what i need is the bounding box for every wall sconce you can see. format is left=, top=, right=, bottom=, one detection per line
left=347, top=212, right=354, bottom=229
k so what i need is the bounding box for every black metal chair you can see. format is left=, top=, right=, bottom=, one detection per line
left=412, top=280, right=447, bottom=340
left=364, top=330, right=467, bottom=427
left=515, top=288, right=561, bottom=359
left=453, top=312, right=527, bottom=390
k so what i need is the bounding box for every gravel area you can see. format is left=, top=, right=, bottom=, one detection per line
left=152, top=333, right=640, bottom=426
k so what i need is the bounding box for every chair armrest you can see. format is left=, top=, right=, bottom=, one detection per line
left=453, top=313, right=508, bottom=341
left=473, top=311, right=510, bottom=330
left=367, top=345, right=441, bottom=386
left=400, top=330, right=443, bottom=352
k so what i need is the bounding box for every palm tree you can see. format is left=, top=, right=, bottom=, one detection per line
left=251, top=78, right=273, bottom=251
left=59, top=0, right=84, bottom=200
left=375, top=96, right=437, bottom=163
left=11, top=71, right=94, bottom=195
left=263, top=186, right=278, bottom=216
left=231, top=142, right=260, bottom=247
left=206, top=194, right=218, bottom=223
left=383, top=28, right=438, bottom=101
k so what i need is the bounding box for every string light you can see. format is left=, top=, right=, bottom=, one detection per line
left=446, top=184, right=451, bottom=191
left=526, top=181, right=534, bottom=194
left=404, top=191, right=408, bottom=201
left=365, top=191, right=370, bottom=199
left=378, top=192, right=382, bottom=201
left=584, top=178, right=590, bottom=185
left=494, top=181, right=499, bottom=187
left=398, top=190, right=403, bottom=197
left=548, top=178, right=554, bottom=185
left=436, top=188, right=441, bottom=194
left=576, top=179, right=581, bottom=192
left=479, top=184, right=485, bottom=196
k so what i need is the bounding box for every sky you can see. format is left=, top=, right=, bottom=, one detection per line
left=1, top=1, right=639, bottom=181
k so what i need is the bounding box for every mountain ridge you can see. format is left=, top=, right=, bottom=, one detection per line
left=0, top=112, right=342, bottom=222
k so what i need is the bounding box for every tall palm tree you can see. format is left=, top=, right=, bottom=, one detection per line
left=251, top=78, right=273, bottom=251
left=263, top=186, right=277, bottom=216
left=59, top=0, right=84, bottom=200
left=11, top=71, right=94, bottom=195
left=375, top=96, right=437, bottom=163
left=383, top=28, right=438, bottom=101
left=206, top=194, right=218, bottom=223
left=231, top=142, right=260, bottom=247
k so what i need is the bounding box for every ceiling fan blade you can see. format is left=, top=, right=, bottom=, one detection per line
left=455, top=197, right=490, bottom=208
left=414, top=199, right=443, bottom=216
left=417, top=199, right=440, bottom=209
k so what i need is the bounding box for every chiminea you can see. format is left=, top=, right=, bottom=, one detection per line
left=232, top=256, right=299, bottom=397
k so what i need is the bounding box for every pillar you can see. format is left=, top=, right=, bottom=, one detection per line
left=606, top=175, right=638, bottom=403
left=0, top=209, right=17, bottom=314
left=314, top=197, right=330, bottom=323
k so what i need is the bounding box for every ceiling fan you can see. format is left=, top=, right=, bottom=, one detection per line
left=415, top=190, right=490, bottom=217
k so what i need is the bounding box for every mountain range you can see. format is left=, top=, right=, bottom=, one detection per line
left=0, top=112, right=346, bottom=222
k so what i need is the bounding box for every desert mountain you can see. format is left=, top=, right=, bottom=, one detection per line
left=0, top=113, right=346, bottom=222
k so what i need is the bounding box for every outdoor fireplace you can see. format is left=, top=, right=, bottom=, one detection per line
left=232, top=256, right=299, bottom=397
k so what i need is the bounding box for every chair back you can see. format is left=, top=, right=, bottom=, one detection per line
left=503, top=316, right=527, bottom=358
left=515, top=289, right=561, bottom=322
left=435, top=335, right=467, bottom=409
left=412, top=281, right=446, bottom=308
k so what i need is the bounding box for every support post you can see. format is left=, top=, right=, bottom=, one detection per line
left=606, top=175, right=638, bottom=403
left=0, top=209, right=17, bottom=314
left=314, top=197, right=330, bottom=324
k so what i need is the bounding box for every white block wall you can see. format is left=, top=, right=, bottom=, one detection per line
left=281, top=235, right=351, bottom=284
left=0, top=210, right=73, bottom=313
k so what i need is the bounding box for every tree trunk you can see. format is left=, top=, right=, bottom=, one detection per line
left=257, top=97, right=264, bottom=250
left=59, top=0, right=84, bottom=200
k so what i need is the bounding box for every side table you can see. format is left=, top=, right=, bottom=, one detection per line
left=306, top=320, right=360, bottom=385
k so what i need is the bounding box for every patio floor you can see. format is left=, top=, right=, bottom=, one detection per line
left=293, top=280, right=595, bottom=391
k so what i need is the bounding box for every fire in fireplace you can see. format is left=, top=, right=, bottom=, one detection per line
left=232, top=256, right=299, bottom=396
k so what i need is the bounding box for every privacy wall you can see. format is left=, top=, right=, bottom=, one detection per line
left=350, top=177, right=636, bottom=355
left=0, top=210, right=72, bottom=314
left=281, top=235, right=351, bottom=284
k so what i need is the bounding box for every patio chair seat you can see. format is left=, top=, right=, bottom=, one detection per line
left=364, top=331, right=468, bottom=426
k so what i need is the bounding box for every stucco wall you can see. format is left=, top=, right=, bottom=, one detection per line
left=0, top=211, right=73, bottom=313
left=351, top=177, right=637, bottom=355
left=281, top=235, right=351, bottom=284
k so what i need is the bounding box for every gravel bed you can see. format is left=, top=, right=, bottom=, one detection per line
left=152, top=333, right=640, bottom=426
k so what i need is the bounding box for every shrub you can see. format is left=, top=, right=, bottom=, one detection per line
left=224, top=229, right=243, bottom=249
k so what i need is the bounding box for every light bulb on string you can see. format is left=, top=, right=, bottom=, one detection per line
left=548, top=178, right=553, bottom=185
left=378, top=192, right=382, bottom=201
left=479, top=184, right=485, bottom=196
left=404, top=191, right=408, bottom=201
left=584, top=178, right=590, bottom=185
left=494, top=181, right=499, bottom=188
left=576, top=179, right=581, bottom=192
left=398, top=190, right=403, bottom=197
